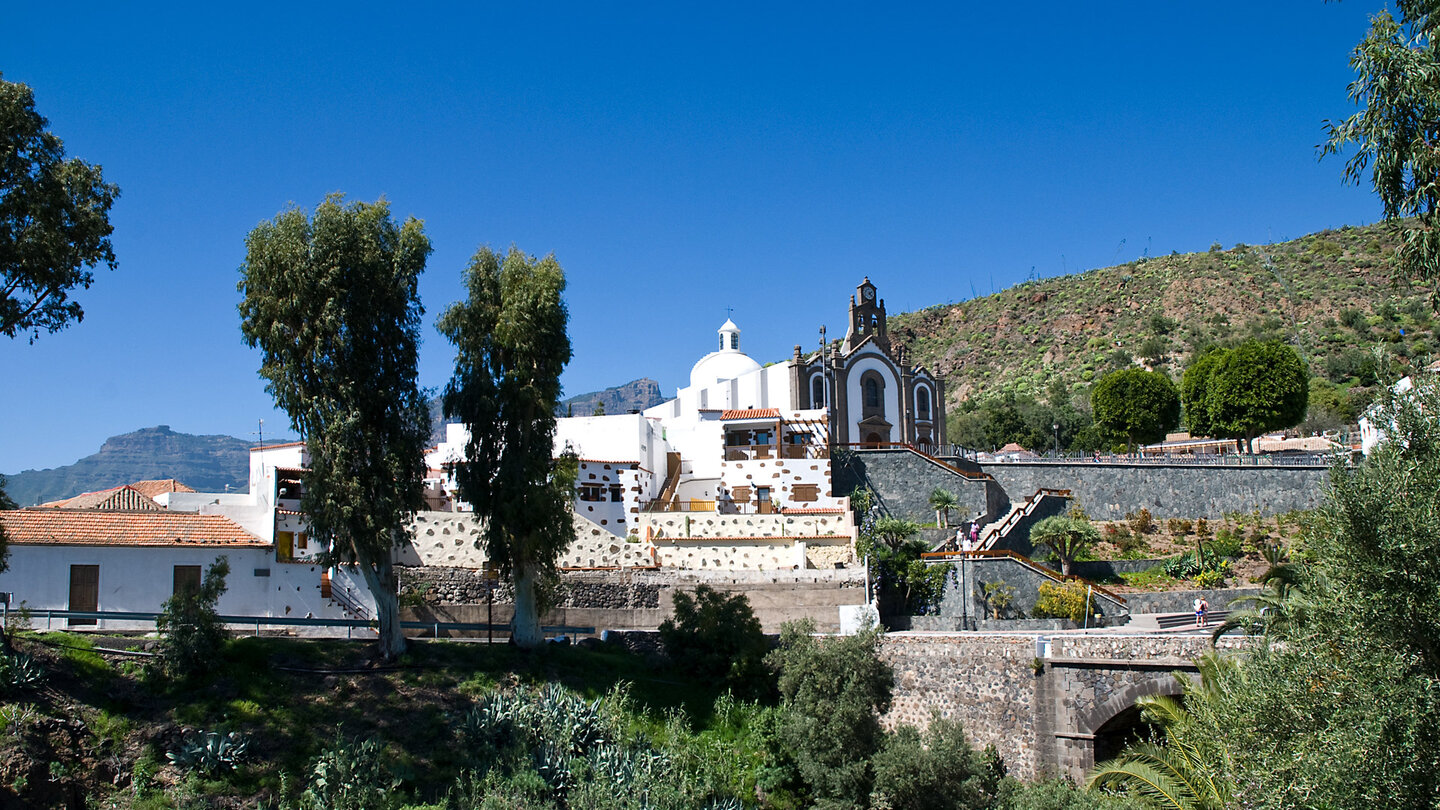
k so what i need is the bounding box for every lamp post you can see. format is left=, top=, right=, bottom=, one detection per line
left=1053, top=422, right=1060, bottom=458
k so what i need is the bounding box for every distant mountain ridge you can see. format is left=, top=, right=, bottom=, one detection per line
left=4, top=426, right=251, bottom=507
left=6, top=379, right=670, bottom=506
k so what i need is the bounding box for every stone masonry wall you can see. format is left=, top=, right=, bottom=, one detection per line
left=881, top=632, right=1254, bottom=780
left=834, top=449, right=995, bottom=524
left=636, top=511, right=853, bottom=541
left=981, top=461, right=1328, bottom=521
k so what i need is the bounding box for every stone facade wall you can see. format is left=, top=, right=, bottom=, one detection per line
left=938, top=557, right=1129, bottom=623
left=1121, top=586, right=1260, bottom=615
left=833, top=449, right=995, bottom=524
left=650, top=537, right=854, bottom=570
left=636, top=511, right=853, bottom=541
left=881, top=634, right=1044, bottom=778
left=981, top=461, right=1328, bottom=521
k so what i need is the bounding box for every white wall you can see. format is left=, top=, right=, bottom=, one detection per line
left=846, top=351, right=902, bottom=444
left=0, top=544, right=366, bottom=631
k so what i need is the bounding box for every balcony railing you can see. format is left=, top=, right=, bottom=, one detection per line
left=723, top=444, right=830, bottom=461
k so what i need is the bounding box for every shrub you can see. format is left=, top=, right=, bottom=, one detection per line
left=1166, top=518, right=1193, bottom=536
left=1115, top=532, right=1149, bottom=558
left=155, top=557, right=229, bottom=681
left=768, top=620, right=892, bottom=806
left=659, top=585, right=769, bottom=697
left=1164, top=552, right=1202, bottom=580
left=1125, top=508, right=1155, bottom=535
left=870, top=716, right=1005, bottom=810
left=1032, top=582, right=1092, bottom=623
left=1195, top=518, right=1211, bottom=538
left=1194, top=568, right=1228, bottom=589
left=1209, top=529, right=1243, bottom=558
left=291, top=734, right=401, bottom=810
left=980, top=581, right=1017, bottom=619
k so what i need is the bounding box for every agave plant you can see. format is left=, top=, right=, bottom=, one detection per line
left=166, top=729, right=250, bottom=774
left=0, top=651, right=45, bottom=691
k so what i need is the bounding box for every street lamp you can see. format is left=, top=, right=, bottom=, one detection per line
left=1053, top=422, right=1060, bottom=458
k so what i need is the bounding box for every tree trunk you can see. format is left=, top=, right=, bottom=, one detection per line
left=359, top=554, right=407, bottom=661
left=511, top=561, right=544, bottom=648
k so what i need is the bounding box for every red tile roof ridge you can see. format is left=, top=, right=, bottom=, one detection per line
left=0, top=510, right=264, bottom=547
left=720, top=408, right=782, bottom=420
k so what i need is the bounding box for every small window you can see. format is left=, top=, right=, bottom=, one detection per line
left=609, top=485, right=623, bottom=502
left=730, top=333, right=739, bottom=350
left=812, top=376, right=825, bottom=407
left=173, top=565, right=202, bottom=597
left=865, top=379, right=879, bottom=407
left=917, top=387, right=931, bottom=420
left=297, top=532, right=309, bottom=550
left=578, top=484, right=605, bottom=502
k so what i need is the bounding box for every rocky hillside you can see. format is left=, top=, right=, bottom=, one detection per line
left=8, top=380, right=670, bottom=506
left=4, top=426, right=252, bottom=507
left=557, top=377, right=666, bottom=417
left=890, top=223, right=1430, bottom=409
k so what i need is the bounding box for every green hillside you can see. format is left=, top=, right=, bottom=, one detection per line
left=889, top=223, right=1430, bottom=446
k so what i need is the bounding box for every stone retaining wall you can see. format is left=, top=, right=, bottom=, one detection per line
left=981, top=461, right=1328, bottom=521
left=1121, top=586, right=1260, bottom=615
left=834, top=449, right=996, bottom=524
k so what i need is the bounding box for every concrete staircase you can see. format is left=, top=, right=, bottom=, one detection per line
left=978, top=488, right=1072, bottom=555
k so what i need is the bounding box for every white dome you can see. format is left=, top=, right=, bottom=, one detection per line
left=689, top=318, right=760, bottom=387
left=690, top=350, right=762, bottom=387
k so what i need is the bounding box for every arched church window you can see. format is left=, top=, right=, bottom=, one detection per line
left=865, top=379, right=879, bottom=407
left=917, top=387, right=931, bottom=420
left=812, top=376, right=825, bottom=407
left=730, top=333, right=739, bottom=350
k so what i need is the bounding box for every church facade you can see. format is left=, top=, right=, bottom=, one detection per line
left=790, top=278, right=947, bottom=451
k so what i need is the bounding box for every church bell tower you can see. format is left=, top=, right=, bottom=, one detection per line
left=843, top=277, right=890, bottom=355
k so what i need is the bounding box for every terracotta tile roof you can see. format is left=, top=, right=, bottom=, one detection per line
left=129, top=479, right=196, bottom=497
left=39, top=486, right=162, bottom=511
left=0, top=510, right=265, bottom=548
left=779, top=507, right=847, bottom=515
left=577, top=459, right=639, bottom=465
left=721, top=408, right=781, bottom=420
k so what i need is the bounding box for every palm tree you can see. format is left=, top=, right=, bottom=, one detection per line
left=1029, top=515, right=1100, bottom=576
left=1086, top=654, right=1235, bottom=810
left=928, top=488, right=959, bottom=529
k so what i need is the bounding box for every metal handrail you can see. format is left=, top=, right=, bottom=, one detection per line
left=27, top=609, right=594, bottom=636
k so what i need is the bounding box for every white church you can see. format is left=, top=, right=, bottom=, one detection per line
left=429, top=278, right=947, bottom=552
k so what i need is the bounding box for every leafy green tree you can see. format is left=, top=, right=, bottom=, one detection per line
left=870, top=715, right=1005, bottom=810
left=767, top=619, right=893, bottom=809
left=239, top=194, right=431, bottom=661
left=1091, top=368, right=1180, bottom=451
left=0, top=475, right=12, bottom=572
left=155, top=557, right=230, bottom=681
left=1324, top=3, right=1440, bottom=294
left=659, top=584, right=769, bottom=698
left=1158, top=381, right=1440, bottom=809
left=439, top=245, right=574, bottom=649
left=1179, top=348, right=1224, bottom=437
left=928, top=488, right=959, bottom=528
left=1, top=74, right=120, bottom=341
left=1029, top=515, right=1100, bottom=577
left=1202, top=340, right=1309, bottom=452
left=872, top=516, right=920, bottom=550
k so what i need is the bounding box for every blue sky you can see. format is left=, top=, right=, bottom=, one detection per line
left=2, top=2, right=1386, bottom=473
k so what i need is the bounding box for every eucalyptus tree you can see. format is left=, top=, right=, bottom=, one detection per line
left=238, top=194, right=431, bottom=661
left=1325, top=2, right=1440, bottom=294
left=438, top=245, right=574, bottom=648
left=1, top=73, right=119, bottom=341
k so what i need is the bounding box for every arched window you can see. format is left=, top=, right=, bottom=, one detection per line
left=860, top=370, right=887, bottom=421
left=812, top=376, right=825, bottom=408
left=719, top=334, right=725, bottom=351
left=730, top=333, right=739, bottom=350
left=917, top=387, right=931, bottom=421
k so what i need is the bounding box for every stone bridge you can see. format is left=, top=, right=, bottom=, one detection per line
left=880, top=631, right=1249, bottom=780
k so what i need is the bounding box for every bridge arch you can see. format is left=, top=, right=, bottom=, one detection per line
left=1076, top=674, right=1186, bottom=771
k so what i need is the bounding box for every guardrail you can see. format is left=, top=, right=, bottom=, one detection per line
left=983, top=453, right=1337, bottom=468
left=24, top=610, right=594, bottom=639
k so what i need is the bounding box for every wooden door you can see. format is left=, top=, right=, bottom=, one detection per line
left=68, top=565, right=99, bottom=626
